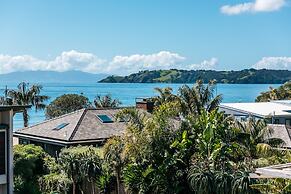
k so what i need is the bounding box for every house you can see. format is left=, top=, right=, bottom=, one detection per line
left=219, top=101, right=291, bottom=126
left=14, top=108, right=127, bottom=156
left=0, top=105, right=28, bottom=194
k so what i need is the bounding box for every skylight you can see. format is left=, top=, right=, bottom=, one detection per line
left=54, top=123, right=69, bottom=130
left=97, top=115, right=113, bottom=123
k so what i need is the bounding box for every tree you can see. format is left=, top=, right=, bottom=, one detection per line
left=235, top=118, right=285, bottom=159
left=7, top=82, right=49, bottom=127
left=39, top=153, right=72, bottom=194
left=256, top=81, right=291, bottom=102
left=186, top=110, right=251, bottom=194
left=14, top=144, right=52, bottom=194
left=39, top=173, right=72, bottom=194
left=103, top=136, right=125, bottom=194
left=58, top=146, right=102, bottom=194
left=94, top=94, right=121, bottom=108
left=178, top=80, right=222, bottom=116
left=0, top=86, right=12, bottom=105
left=151, top=87, right=178, bottom=106
left=120, top=102, right=187, bottom=193
left=46, top=94, right=89, bottom=119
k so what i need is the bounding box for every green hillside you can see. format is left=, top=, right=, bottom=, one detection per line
left=99, top=69, right=291, bottom=84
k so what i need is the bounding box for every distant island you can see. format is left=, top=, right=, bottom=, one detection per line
left=99, top=69, right=291, bottom=84
left=0, top=71, right=108, bottom=84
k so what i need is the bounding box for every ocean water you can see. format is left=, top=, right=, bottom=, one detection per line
left=0, top=83, right=280, bottom=129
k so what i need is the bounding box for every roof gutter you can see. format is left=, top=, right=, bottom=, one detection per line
left=14, top=132, right=108, bottom=146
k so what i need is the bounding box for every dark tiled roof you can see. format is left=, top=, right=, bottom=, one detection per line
left=14, top=108, right=126, bottom=144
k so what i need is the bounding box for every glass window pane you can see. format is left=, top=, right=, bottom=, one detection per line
left=97, top=115, right=113, bottom=123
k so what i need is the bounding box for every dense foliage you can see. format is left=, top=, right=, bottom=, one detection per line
left=99, top=69, right=291, bottom=84
left=58, top=146, right=102, bottom=194
left=13, top=144, right=52, bottom=194
left=256, top=81, right=291, bottom=102
left=13, top=80, right=291, bottom=194
left=45, top=94, right=90, bottom=118
left=46, top=93, right=121, bottom=118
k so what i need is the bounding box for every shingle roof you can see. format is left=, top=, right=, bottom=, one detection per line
left=14, top=108, right=127, bottom=144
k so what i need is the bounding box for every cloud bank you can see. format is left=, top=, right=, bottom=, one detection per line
left=188, top=58, right=218, bottom=70
left=221, top=0, right=286, bottom=15
left=0, top=50, right=106, bottom=74
left=0, top=50, right=218, bottom=75
left=107, top=51, right=186, bottom=73
left=253, top=57, right=291, bottom=70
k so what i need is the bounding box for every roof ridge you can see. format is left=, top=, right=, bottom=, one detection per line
left=17, top=108, right=86, bottom=132
left=86, top=106, right=133, bottom=110
left=69, top=108, right=88, bottom=141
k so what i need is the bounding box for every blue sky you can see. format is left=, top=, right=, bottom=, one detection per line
left=0, top=0, right=290, bottom=75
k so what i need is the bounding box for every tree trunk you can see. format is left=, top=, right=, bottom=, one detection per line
left=72, top=181, right=76, bottom=194
left=92, top=181, right=95, bottom=194
left=23, top=109, right=29, bottom=127
left=116, top=169, right=121, bottom=194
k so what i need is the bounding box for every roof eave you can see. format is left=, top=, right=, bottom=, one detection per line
left=0, top=105, right=31, bottom=113
left=14, top=132, right=110, bottom=145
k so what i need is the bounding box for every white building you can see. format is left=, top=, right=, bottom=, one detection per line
left=0, top=106, right=28, bottom=194
left=220, top=101, right=291, bottom=126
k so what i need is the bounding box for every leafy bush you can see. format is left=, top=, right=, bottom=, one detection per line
left=14, top=144, right=53, bottom=194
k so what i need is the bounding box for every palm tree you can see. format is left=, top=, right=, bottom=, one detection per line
left=103, top=136, right=124, bottom=194
left=94, top=94, right=121, bottom=108
left=0, top=86, right=12, bottom=105
left=7, top=82, right=49, bottom=127
left=178, top=80, right=222, bottom=116
left=81, top=148, right=102, bottom=194
left=235, top=117, right=285, bottom=158
left=186, top=110, right=252, bottom=194
left=151, top=87, right=178, bottom=106
left=59, top=146, right=102, bottom=194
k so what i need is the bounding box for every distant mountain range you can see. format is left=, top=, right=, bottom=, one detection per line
left=99, top=69, right=291, bottom=84
left=0, top=71, right=108, bottom=84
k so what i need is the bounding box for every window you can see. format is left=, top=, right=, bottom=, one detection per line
left=54, top=123, right=69, bottom=130
left=97, top=115, right=113, bottom=123
left=286, top=119, right=291, bottom=127
left=274, top=119, right=280, bottom=124
left=0, top=131, right=6, bottom=175
left=19, top=138, right=30, bottom=145
left=265, top=118, right=272, bottom=124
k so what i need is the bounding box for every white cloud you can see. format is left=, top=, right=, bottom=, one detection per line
left=221, top=0, right=286, bottom=15
left=188, top=58, right=218, bottom=70
left=48, top=50, right=106, bottom=72
left=0, top=50, right=106, bottom=74
left=0, top=50, right=218, bottom=75
left=0, top=54, right=47, bottom=74
left=107, top=51, right=186, bottom=74
left=253, top=57, right=291, bottom=70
